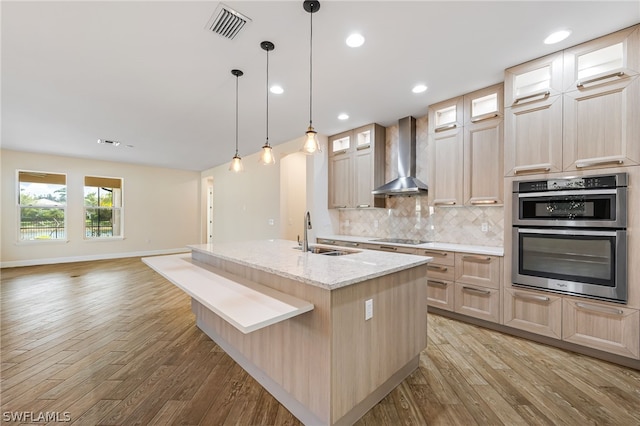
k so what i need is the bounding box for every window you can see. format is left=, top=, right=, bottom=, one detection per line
left=18, top=171, right=67, bottom=241
left=84, top=176, right=123, bottom=238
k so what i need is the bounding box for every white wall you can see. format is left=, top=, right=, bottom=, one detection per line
left=1, top=149, right=201, bottom=267
left=201, top=135, right=338, bottom=244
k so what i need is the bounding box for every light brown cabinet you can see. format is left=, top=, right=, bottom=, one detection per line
left=454, top=283, right=501, bottom=323
left=563, top=25, right=640, bottom=171
left=504, top=24, right=640, bottom=176
left=328, top=124, right=386, bottom=209
left=562, top=298, right=639, bottom=359
left=429, top=84, right=504, bottom=206
left=424, top=249, right=455, bottom=312
left=503, top=287, right=562, bottom=339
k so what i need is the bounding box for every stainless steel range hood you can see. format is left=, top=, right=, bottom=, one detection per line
left=372, top=116, right=428, bottom=196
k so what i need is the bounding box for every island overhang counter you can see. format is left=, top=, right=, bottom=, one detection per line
left=144, top=239, right=432, bottom=426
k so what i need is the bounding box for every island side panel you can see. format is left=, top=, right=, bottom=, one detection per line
left=330, top=264, right=428, bottom=423
left=191, top=252, right=333, bottom=424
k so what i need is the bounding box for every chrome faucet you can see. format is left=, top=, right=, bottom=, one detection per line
left=302, top=211, right=312, bottom=252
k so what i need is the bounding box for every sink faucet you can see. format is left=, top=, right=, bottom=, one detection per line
left=302, top=211, right=312, bottom=252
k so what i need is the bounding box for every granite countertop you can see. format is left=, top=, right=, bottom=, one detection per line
left=188, top=239, right=432, bottom=290
left=317, top=235, right=504, bottom=256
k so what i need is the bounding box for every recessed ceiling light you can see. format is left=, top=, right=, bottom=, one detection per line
left=97, top=139, right=120, bottom=147
left=412, top=84, right=428, bottom=94
left=346, top=33, right=365, bottom=48
left=338, top=113, right=349, bottom=120
left=270, top=85, right=283, bottom=94
left=544, top=29, right=572, bottom=45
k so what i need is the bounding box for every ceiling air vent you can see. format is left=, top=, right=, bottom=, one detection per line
left=205, top=4, right=251, bottom=40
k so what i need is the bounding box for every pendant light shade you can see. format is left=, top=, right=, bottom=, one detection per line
left=229, top=69, right=244, bottom=172
left=302, top=0, right=321, bottom=155
left=259, top=41, right=276, bottom=165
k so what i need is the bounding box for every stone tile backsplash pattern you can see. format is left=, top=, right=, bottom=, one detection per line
left=340, top=114, right=503, bottom=247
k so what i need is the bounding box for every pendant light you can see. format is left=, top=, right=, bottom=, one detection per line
left=259, top=41, right=276, bottom=165
left=229, top=69, right=244, bottom=173
left=302, top=0, right=321, bottom=155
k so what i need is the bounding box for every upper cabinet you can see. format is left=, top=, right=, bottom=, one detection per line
left=429, top=84, right=504, bottom=206
left=562, top=25, right=640, bottom=171
left=328, top=124, right=386, bottom=209
left=504, top=52, right=564, bottom=176
left=504, top=24, right=640, bottom=176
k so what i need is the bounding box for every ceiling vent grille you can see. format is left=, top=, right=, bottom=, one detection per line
left=205, top=4, right=251, bottom=40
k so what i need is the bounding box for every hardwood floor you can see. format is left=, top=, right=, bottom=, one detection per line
left=1, top=257, right=639, bottom=425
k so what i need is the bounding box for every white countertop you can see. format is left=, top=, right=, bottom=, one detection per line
left=188, top=239, right=432, bottom=290
left=317, top=235, right=504, bottom=256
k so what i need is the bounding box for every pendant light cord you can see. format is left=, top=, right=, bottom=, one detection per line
left=235, top=73, right=239, bottom=156
left=309, top=5, right=313, bottom=126
left=266, top=48, right=270, bottom=145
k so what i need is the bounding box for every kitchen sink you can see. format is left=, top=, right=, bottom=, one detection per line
left=293, top=245, right=360, bottom=256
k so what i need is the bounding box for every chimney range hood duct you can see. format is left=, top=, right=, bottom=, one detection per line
left=372, top=116, right=428, bottom=196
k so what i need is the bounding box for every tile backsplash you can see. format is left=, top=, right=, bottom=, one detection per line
left=338, top=196, right=504, bottom=247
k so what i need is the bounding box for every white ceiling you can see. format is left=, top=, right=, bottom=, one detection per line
left=2, top=1, right=639, bottom=171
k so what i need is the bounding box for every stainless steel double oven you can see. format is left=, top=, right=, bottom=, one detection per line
left=512, top=173, right=628, bottom=303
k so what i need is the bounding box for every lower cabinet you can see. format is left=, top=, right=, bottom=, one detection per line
left=503, top=287, right=562, bottom=339
left=454, top=283, right=501, bottom=323
left=427, top=279, right=454, bottom=311
left=563, top=298, right=640, bottom=359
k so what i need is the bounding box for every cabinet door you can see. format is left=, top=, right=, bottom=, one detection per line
left=428, top=96, right=464, bottom=133
left=563, top=298, right=640, bottom=359
left=563, top=76, right=640, bottom=170
left=426, top=262, right=455, bottom=282
left=454, top=283, right=501, bottom=323
left=427, top=279, right=454, bottom=311
left=353, top=148, right=374, bottom=208
left=328, top=153, right=351, bottom=209
left=464, top=118, right=504, bottom=205
left=455, top=253, right=501, bottom=289
left=418, top=249, right=455, bottom=266
left=504, top=95, right=563, bottom=176
left=505, top=51, right=564, bottom=107
left=429, top=129, right=464, bottom=206
left=503, top=288, right=562, bottom=339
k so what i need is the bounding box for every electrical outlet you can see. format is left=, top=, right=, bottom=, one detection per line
left=365, top=299, right=373, bottom=320
left=373, top=220, right=379, bottom=229
left=481, top=222, right=489, bottom=232
left=268, top=218, right=274, bottom=226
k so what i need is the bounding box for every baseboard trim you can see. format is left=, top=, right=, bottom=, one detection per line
left=1, top=248, right=190, bottom=268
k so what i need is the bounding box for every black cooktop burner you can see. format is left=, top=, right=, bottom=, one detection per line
left=370, top=238, right=430, bottom=245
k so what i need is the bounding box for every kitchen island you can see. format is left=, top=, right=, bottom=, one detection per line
left=143, top=239, right=431, bottom=426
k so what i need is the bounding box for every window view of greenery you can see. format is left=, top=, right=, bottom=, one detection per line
left=84, top=176, right=123, bottom=238
left=18, top=171, right=67, bottom=240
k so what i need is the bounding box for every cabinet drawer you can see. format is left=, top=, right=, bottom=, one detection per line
left=427, top=279, right=454, bottom=311
left=504, top=288, right=562, bottom=339
left=454, top=283, right=500, bottom=323
left=368, top=244, right=417, bottom=254
left=455, top=253, right=501, bottom=289
left=426, top=263, right=454, bottom=281
left=562, top=298, right=639, bottom=359
left=417, top=249, right=454, bottom=266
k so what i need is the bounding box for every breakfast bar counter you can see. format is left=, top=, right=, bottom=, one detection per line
left=144, top=239, right=431, bottom=426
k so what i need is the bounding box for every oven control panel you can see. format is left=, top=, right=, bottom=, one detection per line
left=515, top=173, right=625, bottom=193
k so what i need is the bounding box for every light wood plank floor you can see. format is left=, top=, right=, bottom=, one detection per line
left=1, top=257, right=639, bottom=425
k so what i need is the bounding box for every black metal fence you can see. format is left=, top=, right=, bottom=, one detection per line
left=19, top=221, right=115, bottom=239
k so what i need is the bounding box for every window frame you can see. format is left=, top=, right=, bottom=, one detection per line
left=17, top=170, right=68, bottom=243
left=83, top=175, right=124, bottom=240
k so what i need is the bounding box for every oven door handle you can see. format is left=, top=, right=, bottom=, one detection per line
left=516, top=228, right=619, bottom=237
left=516, top=188, right=618, bottom=198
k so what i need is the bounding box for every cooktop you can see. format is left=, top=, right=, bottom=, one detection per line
left=370, top=238, right=430, bottom=245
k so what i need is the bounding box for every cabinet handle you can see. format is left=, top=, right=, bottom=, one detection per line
left=434, top=201, right=457, bottom=206
left=356, top=204, right=370, bottom=208
left=513, top=164, right=552, bottom=175
left=379, top=245, right=398, bottom=251
left=333, top=205, right=347, bottom=208
left=576, top=71, right=626, bottom=88
left=513, top=291, right=550, bottom=302
left=575, top=156, right=624, bottom=169
left=428, top=280, right=448, bottom=287
left=470, top=113, right=499, bottom=123
left=434, top=123, right=457, bottom=133
left=422, top=250, right=448, bottom=257
left=356, top=144, right=371, bottom=151
left=470, top=199, right=498, bottom=205
left=344, top=242, right=359, bottom=247
left=332, top=149, right=348, bottom=155
left=427, top=265, right=448, bottom=272
left=575, top=302, right=623, bottom=316
left=319, top=239, right=336, bottom=244
left=462, top=286, right=491, bottom=295
left=462, top=255, right=491, bottom=263
left=512, top=90, right=550, bottom=105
